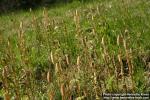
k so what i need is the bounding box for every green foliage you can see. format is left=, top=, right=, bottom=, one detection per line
left=0, top=0, right=150, bottom=99
left=0, top=0, right=93, bottom=12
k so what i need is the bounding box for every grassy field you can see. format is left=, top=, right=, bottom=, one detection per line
left=0, top=0, right=150, bottom=99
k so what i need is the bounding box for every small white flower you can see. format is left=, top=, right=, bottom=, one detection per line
left=54, top=26, right=58, bottom=30
left=109, top=4, right=112, bottom=8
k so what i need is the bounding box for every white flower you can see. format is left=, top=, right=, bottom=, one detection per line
left=54, top=26, right=58, bottom=30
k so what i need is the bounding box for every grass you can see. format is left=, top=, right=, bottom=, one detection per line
left=0, top=0, right=150, bottom=99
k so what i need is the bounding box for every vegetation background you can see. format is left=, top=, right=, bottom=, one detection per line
left=0, top=0, right=150, bottom=99
left=0, top=0, right=90, bottom=13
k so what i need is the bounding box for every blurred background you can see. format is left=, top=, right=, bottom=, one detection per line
left=0, top=0, right=91, bottom=14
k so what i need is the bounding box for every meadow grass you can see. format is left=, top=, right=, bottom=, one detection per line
left=0, top=0, right=150, bottom=99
